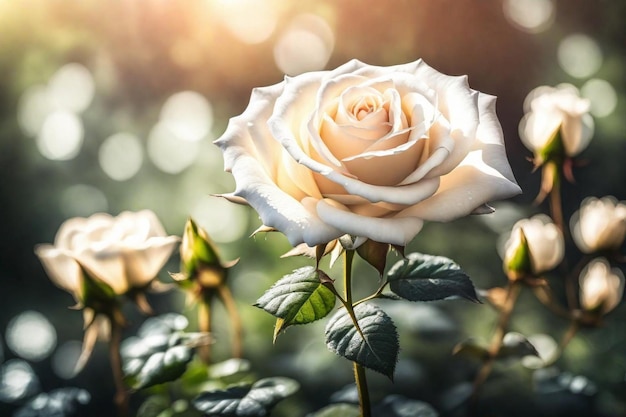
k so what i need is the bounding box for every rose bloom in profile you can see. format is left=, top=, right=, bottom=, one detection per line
left=502, top=214, right=564, bottom=278
left=518, top=84, right=594, bottom=163
left=579, top=258, right=624, bottom=315
left=35, top=210, right=180, bottom=370
left=570, top=196, right=626, bottom=254
left=216, top=59, right=521, bottom=247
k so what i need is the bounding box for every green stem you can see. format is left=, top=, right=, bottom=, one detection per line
left=343, top=250, right=371, bottom=417
left=217, top=285, right=243, bottom=358
left=198, top=298, right=212, bottom=364
left=109, top=313, right=129, bottom=417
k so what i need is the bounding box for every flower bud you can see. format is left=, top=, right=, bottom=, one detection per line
left=519, top=84, right=594, bottom=165
left=579, top=258, right=624, bottom=315
left=502, top=215, right=564, bottom=278
left=571, top=196, right=626, bottom=254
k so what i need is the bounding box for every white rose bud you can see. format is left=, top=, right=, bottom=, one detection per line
left=579, top=258, right=624, bottom=315
left=36, top=210, right=180, bottom=296
left=503, top=214, right=564, bottom=277
left=570, top=196, right=626, bottom=254
left=518, top=84, right=594, bottom=163
left=216, top=59, right=521, bottom=247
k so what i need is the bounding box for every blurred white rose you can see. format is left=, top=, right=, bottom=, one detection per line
left=36, top=210, right=180, bottom=297
left=570, top=196, right=626, bottom=254
left=502, top=214, right=564, bottom=277
left=579, top=258, right=624, bottom=315
left=519, top=84, right=594, bottom=161
left=216, top=59, right=521, bottom=247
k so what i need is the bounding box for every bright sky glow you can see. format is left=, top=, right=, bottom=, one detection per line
left=212, top=0, right=280, bottom=44
left=99, top=132, right=144, bottom=180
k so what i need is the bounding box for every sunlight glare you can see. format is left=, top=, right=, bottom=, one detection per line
left=273, top=14, right=335, bottom=76
left=36, top=111, right=84, bottom=160
left=99, top=132, right=144, bottom=181
left=212, top=0, right=280, bottom=44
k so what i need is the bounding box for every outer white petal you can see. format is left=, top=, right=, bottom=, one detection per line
left=74, top=247, right=129, bottom=295
left=34, top=245, right=82, bottom=298
left=317, top=199, right=423, bottom=246
left=395, top=94, right=521, bottom=221
left=121, top=236, right=180, bottom=288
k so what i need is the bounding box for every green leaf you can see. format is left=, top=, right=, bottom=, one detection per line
left=254, top=266, right=336, bottom=338
left=192, top=377, right=299, bottom=417
left=324, top=303, right=399, bottom=379
left=121, top=314, right=200, bottom=390
left=309, top=404, right=361, bottom=417
left=373, top=395, right=439, bottom=417
left=387, top=253, right=479, bottom=303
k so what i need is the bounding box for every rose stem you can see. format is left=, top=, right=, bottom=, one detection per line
left=343, top=250, right=371, bottom=417
left=473, top=281, right=522, bottom=395
left=109, top=313, right=129, bottom=417
left=547, top=163, right=577, bottom=310
left=217, top=285, right=243, bottom=358
left=198, top=298, right=212, bottom=364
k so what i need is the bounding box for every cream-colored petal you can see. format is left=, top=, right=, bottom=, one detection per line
left=34, top=245, right=82, bottom=298
left=74, top=247, right=129, bottom=295
left=121, top=236, right=180, bottom=288
left=316, top=199, right=423, bottom=246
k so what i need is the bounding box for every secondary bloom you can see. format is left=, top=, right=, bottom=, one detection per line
left=216, top=59, right=521, bottom=247
left=35, top=210, right=179, bottom=371
left=36, top=210, right=180, bottom=297
left=519, top=84, right=594, bottom=163
left=570, top=196, right=626, bottom=254
left=502, top=214, right=564, bottom=278
left=579, top=258, right=624, bottom=315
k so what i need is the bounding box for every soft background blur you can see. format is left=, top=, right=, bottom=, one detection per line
left=1, top=0, right=625, bottom=416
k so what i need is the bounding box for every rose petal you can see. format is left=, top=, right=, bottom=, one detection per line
left=120, top=236, right=180, bottom=288
left=34, top=245, right=82, bottom=298
left=74, top=247, right=129, bottom=295
left=316, top=198, right=423, bottom=246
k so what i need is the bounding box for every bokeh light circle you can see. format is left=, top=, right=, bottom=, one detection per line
left=6, top=311, right=57, bottom=362
left=51, top=341, right=83, bottom=379
left=557, top=34, right=602, bottom=78
left=17, top=84, right=54, bottom=137
left=36, top=111, right=84, bottom=160
left=581, top=78, right=618, bottom=118
left=99, top=132, right=144, bottom=181
left=213, top=0, right=280, bottom=44
left=60, top=184, right=108, bottom=217
left=0, top=360, right=40, bottom=402
left=502, top=0, right=555, bottom=33
left=274, top=14, right=335, bottom=75
left=147, top=122, right=199, bottom=174
left=47, top=63, right=95, bottom=113
left=190, top=195, right=248, bottom=243
left=160, top=91, right=213, bottom=142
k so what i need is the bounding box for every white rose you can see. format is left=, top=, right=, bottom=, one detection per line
left=503, top=214, right=564, bottom=276
left=518, top=84, right=594, bottom=158
left=216, top=59, right=521, bottom=246
left=579, top=258, right=624, bottom=314
left=35, top=210, right=180, bottom=297
left=570, top=196, right=626, bottom=254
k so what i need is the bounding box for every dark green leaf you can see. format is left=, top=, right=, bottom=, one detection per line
left=324, top=303, right=398, bottom=379
left=308, top=404, right=360, bottom=417
left=373, top=395, right=438, bottom=417
left=387, top=253, right=479, bottom=302
left=122, top=314, right=199, bottom=390
left=192, top=377, right=299, bottom=417
left=254, top=266, right=336, bottom=335
left=14, top=388, right=91, bottom=417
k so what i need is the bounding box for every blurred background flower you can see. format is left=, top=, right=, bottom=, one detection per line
left=1, top=1, right=625, bottom=416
